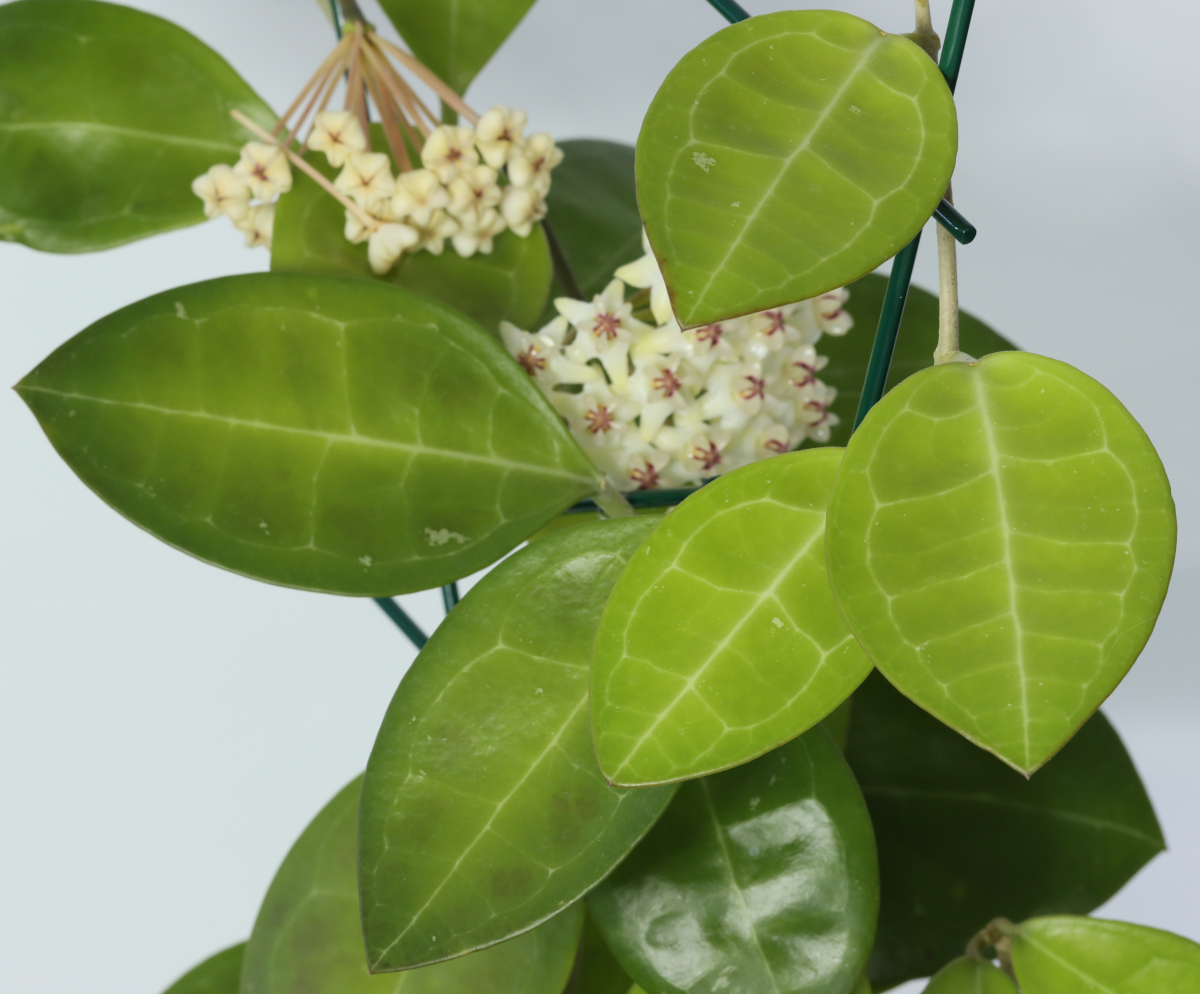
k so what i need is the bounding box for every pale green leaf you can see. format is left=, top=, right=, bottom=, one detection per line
left=161, top=944, right=244, bottom=994
left=922, top=957, right=1018, bottom=994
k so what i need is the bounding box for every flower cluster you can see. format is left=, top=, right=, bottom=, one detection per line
left=501, top=235, right=852, bottom=491
left=192, top=142, right=292, bottom=249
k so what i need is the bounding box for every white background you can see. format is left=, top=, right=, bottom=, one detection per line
left=2, top=2, right=1197, bottom=992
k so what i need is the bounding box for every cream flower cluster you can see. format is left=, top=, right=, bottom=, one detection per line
left=191, top=142, right=293, bottom=249
left=309, top=106, right=562, bottom=274
left=501, top=235, right=853, bottom=491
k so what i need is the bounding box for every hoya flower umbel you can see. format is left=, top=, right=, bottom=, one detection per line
left=422, top=126, right=480, bottom=184
left=475, top=106, right=529, bottom=169
left=306, top=110, right=367, bottom=168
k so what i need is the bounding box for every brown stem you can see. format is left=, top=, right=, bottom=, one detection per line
left=338, top=0, right=368, bottom=24
left=542, top=219, right=584, bottom=300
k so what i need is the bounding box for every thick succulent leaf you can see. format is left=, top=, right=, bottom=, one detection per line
left=359, top=519, right=677, bottom=971
left=272, top=150, right=552, bottom=334
left=818, top=274, right=1019, bottom=447
left=16, top=273, right=600, bottom=596
left=577, top=913, right=635, bottom=994
left=1012, top=917, right=1200, bottom=993
left=846, top=672, right=1163, bottom=991
left=0, top=0, right=274, bottom=252
left=588, top=727, right=878, bottom=994
left=826, top=352, right=1177, bottom=773
left=378, top=0, right=538, bottom=95
left=242, top=776, right=583, bottom=994
left=637, top=10, right=957, bottom=328
left=544, top=140, right=643, bottom=300
left=161, top=944, right=244, bottom=994
left=592, top=448, right=872, bottom=786
left=922, top=958, right=1018, bottom=994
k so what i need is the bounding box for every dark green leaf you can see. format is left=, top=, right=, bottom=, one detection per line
left=359, top=519, right=677, bottom=971
left=846, top=672, right=1164, bottom=990
left=378, top=0, right=538, bottom=96
left=17, top=273, right=600, bottom=595
left=242, top=776, right=583, bottom=994
left=272, top=149, right=552, bottom=334
left=588, top=727, right=878, bottom=994
left=161, top=944, right=244, bottom=994
left=0, top=0, right=274, bottom=252
left=922, top=957, right=1017, bottom=994
left=577, top=912, right=635, bottom=994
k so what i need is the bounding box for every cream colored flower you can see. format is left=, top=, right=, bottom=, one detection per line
left=814, top=288, right=854, bottom=335
left=508, top=132, right=562, bottom=193
left=500, top=184, right=546, bottom=237
left=388, top=168, right=451, bottom=227
left=411, top=210, right=460, bottom=256
left=448, top=164, right=502, bottom=221
left=192, top=164, right=251, bottom=222
left=236, top=203, right=275, bottom=249
left=344, top=209, right=372, bottom=245
left=474, top=106, right=528, bottom=169
left=422, top=125, right=480, bottom=183
left=367, top=221, right=419, bottom=274
left=335, top=152, right=395, bottom=211
left=233, top=142, right=292, bottom=199
left=615, top=230, right=674, bottom=325
left=306, top=110, right=367, bottom=168
left=451, top=207, right=504, bottom=258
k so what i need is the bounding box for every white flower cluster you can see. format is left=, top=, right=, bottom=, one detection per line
left=501, top=234, right=853, bottom=491
left=192, top=142, right=292, bottom=249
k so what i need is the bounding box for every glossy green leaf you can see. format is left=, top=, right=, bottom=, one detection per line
left=822, top=697, right=853, bottom=753
left=242, top=776, right=583, bottom=994
left=162, top=944, right=244, bottom=994
left=544, top=140, right=643, bottom=300
left=846, top=671, right=1163, bottom=991
left=827, top=352, right=1177, bottom=773
left=359, top=519, right=677, bottom=971
left=1012, top=917, right=1200, bottom=993
left=637, top=10, right=957, bottom=328
left=588, top=727, right=878, bottom=994
left=272, top=149, right=552, bottom=334
left=592, top=448, right=872, bottom=786
left=577, top=912, right=636, bottom=994
left=922, top=958, right=1017, bottom=994
left=16, top=273, right=600, bottom=596
left=852, top=973, right=872, bottom=994
left=0, top=0, right=274, bottom=252
left=378, top=0, right=537, bottom=95
left=817, top=274, right=1019, bottom=448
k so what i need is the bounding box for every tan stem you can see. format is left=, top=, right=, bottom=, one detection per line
left=914, top=0, right=934, bottom=35
left=272, top=35, right=350, bottom=138
left=373, top=36, right=480, bottom=124
left=360, top=47, right=413, bottom=171
left=933, top=182, right=963, bottom=364
left=283, top=45, right=350, bottom=150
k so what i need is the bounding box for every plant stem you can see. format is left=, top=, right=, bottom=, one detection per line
left=441, top=583, right=460, bottom=612
left=338, top=0, right=368, bottom=25
left=374, top=597, right=428, bottom=649
left=542, top=219, right=584, bottom=300
left=934, top=182, right=968, bottom=364
left=705, top=0, right=750, bottom=21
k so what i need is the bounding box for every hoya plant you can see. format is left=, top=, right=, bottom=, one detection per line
left=4, top=0, right=1190, bottom=992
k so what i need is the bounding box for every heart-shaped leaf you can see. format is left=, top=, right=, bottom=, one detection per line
left=16, top=273, right=601, bottom=596
left=359, top=519, right=677, bottom=971
left=0, top=0, right=274, bottom=252
left=161, top=944, right=244, bottom=994
left=272, top=148, right=552, bottom=334
left=846, top=672, right=1162, bottom=990
left=826, top=352, right=1176, bottom=774
left=242, top=776, right=583, bottom=994
left=378, top=0, right=538, bottom=95
left=592, top=448, right=872, bottom=786
left=637, top=10, right=957, bottom=328
left=923, top=958, right=1018, bottom=994
left=588, top=727, right=878, bottom=994
left=1012, top=917, right=1200, bottom=993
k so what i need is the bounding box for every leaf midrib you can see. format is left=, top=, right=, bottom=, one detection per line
left=0, top=119, right=240, bottom=153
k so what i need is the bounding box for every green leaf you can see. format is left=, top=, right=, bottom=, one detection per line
left=1012, top=917, right=1200, bottom=993
left=16, top=272, right=600, bottom=596
left=818, top=273, right=1019, bottom=448
left=826, top=352, right=1176, bottom=774
left=636, top=10, right=957, bottom=328
left=846, top=672, right=1162, bottom=991
left=852, top=973, right=873, bottom=994
left=272, top=149, right=552, bottom=334
left=161, top=944, right=244, bottom=994
left=359, top=519, right=677, bottom=971
left=922, top=958, right=1018, bottom=994
left=0, top=0, right=274, bottom=252
left=577, top=912, right=635, bottom=994
left=588, top=727, right=878, bottom=994
left=544, top=140, right=643, bottom=301
left=592, top=448, right=872, bottom=786
left=242, top=776, right=583, bottom=994
left=378, top=0, right=538, bottom=96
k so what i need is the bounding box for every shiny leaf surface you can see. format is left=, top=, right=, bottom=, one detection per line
left=243, top=776, right=583, bottom=994
left=17, top=273, right=600, bottom=595
left=577, top=912, right=636, bottom=994
left=360, top=519, right=677, bottom=971
left=1012, top=917, right=1200, bottom=993
left=852, top=973, right=872, bottom=994
left=827, top=352, right=1176, bottom=773
left=637, top=10, right=957, bottom=328
left=592, top=449, right=872, bottom=786
left=378, top=0, right=538, bottom=95
left=0, top=0, right=273, bottom=252
left=588, top=727, right=878, bottom=994
left=162, top=944, right=244, bottom=994
left=846, top=671, right=1163, bottom=991
left=272, top=150, right=552, bottom=334
left=922, top=958, right=1018, bottom=994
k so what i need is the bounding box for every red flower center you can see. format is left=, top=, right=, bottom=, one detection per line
left=691, top=441, right=722, bottom=471
left=652, top=368, right=683, bottom=398
left=739, top=376, right=766, bottom=402
left=584, top=405, right=616, bottom=434
left=593, top=313, right=622, bottom=341
left=630, top=461, right=660, bottom=490
left=517, top=347, right=546, bottom=376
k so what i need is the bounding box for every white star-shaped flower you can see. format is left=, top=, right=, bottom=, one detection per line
left=508, top=133, right=562, bottom=194
left=307, top=110, right=367, bottom=168
left=335, top=152, right=395, bottom=212
left=615, top=230, right=674, bottom=326
left=192, top=164, right=251, bottom=222
left=422, top=125, right=480, bottom=183
left=367, top=221, right=420, bottom=274
left=233, top=142, right=292, bottom=200
left=474, top=106, right=528, bottom=169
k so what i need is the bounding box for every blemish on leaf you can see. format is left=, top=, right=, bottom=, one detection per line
left=425, top=527, right=468, bottom=546
left=692, top=151, right=716, bottom=173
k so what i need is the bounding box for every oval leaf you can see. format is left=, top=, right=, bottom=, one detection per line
left=577, top=912, right=636, bottom=994
left=0, top=0, right=274, bottom=252
left=1012, top=917, right=1200, bottom=993
left=242, top=776, right=583, bottom=994
left=378, top=0, right=537, bottom=95
left=637, top=10, right=957, bottom=328
left=272, top=147, right=552, bottom=333
left=923, top=958, right=1018, bottom=994
left=846, top=672, right=1163, bottom=991
left=588, top=727, right=878, bottom=994
left=16, top=273, right=600, bottom=595
left=359, top=519, right=677, bottom=971
left=161, top=944, right=244, bottom=994
left=826, top=352, right=1177, bottom=773
left=592, top=448, right=872, bottom=786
